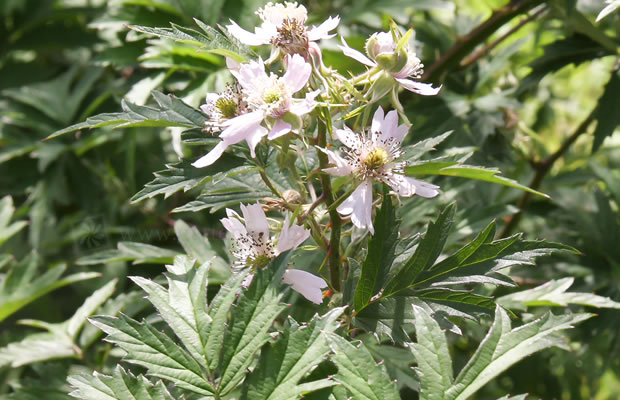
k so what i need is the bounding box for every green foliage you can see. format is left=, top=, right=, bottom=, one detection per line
left=2, top=0, right=619, bottom=399
left=69, top=366, right=173, bottom=400
left=0, top=279, right=117, bottom=367
left=0, top=253, right=99, bottom=322
left=328, top=334, right=400, bottom=400
left=411, top=305, right=593, bottom=400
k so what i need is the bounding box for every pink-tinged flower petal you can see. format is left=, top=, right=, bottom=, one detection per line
left=192, top=141, right=228, bottom=168
left=289, top=89, right=320, bottom=115
left=276, top=215, right=310, bottom=254
left=318, top=147, right=354, bottom=176
left=283, top=54, right=312, bottom=93
left=221, top=210, right=247, bottom=237
left=226, top=20, right=270, bottom=46
left=335, top=127, right=362, bottom=149
left=245, top=125, right=269, bottom=158
left=307, top=16, right=340, bottom=41
left=268, top=119, right=292, bottom=140
left=237, top=59, right=269, bottom=92
left=219, top=111, right=264, bottom=143
left=338, top=37, right=376, bottom=67
left=282, top=269, right=327, bottom=304
left=394, top=78, right=441, bottom=96
left=337, top=180, right=375, bottom=234
left=240, top=202, right=269, bottom=236
left=371, top=106, right=385, bottom=134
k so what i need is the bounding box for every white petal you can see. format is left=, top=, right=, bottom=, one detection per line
left=268, top=119, right=292, bottom=140
left=282, top=269, right=327, bottom=304
left=283, top=54, right=312, bottom=93
left=240, top=202, right=269, bottom=236
left=219, top=111, right=264, bottom=143
left=371, top=106, right=385, bottom=134
left=307, top=16, right=340, bottom=41
left=338, top=37, right=376, bottom=67
left=226, top=57, right=241, bottom=78
left=388, top=175, right=439, bottom=198
left=241, top=273, right=254, bottom=288
left=335, top=127, right=361, bottom=149
left=226, top=20, right=269, bottom=46
left=245, top=125, right=269, bottom=158
left=276, top=214, right=310, bottom=254
left=378, top=109, right=399, bottom=142
left=317, top=147, right=353, bottom=176
left=407, top=177, right=440, bottom=198
left=220, top=211, right=247, bottom=237
left=192, top=141, right=228, bottom=168
left=394, top=78, right=441, bottom=96
left=289, top=89, right=320, bottom=116
left=337, top=180, right=374, bottom=234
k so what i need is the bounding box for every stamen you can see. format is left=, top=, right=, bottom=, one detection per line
left=271, top=18, right=309, bottom=56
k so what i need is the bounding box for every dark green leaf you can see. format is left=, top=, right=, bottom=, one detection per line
left=354, top=186, right=399, bottom=312
left=384, top=203, right=456, bottom=296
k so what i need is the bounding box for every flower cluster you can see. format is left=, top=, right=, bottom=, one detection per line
left=194, top=3, right=441, bottom=304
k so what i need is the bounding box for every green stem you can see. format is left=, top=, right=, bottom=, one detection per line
left=316, top=119, right=342, bottom=291
left=499, top=105, right=597, bottom=238
left=259, top=168, right=282, bottom=198
left=422, top=0, right=544, bottom=83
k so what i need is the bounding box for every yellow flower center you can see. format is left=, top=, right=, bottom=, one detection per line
left=363, top=146, right=390, bottom=170
left=215, top=97, right=238, bottom=119
left=249, top=253, right=272, bottom=269
left=263, top=87, right=281, bottom=104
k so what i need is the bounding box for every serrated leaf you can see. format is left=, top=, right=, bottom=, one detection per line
left=242, top=308, right=344, bottom=400
left=444, top=307, right=592, bottom=400
left=354, top=186, right=399, bottom=312
left=68, top=365, right=173, bottom=400
left=415, top=288, right=495, bottom=313
left=89, top=313, right=216, bottom=395
left=130, top=256, right=212, bottom=370
left=218, top=254, right=290, bottom=394
left=384, top=203, right=456, bottom=296
left=173, top=220, right=230, bottom=283
left=410, top=305, right=453, bottom=399
left=131, top=156, right=246, bottom=203
left=405, top=162, right=549, bottom=198
left=47, top=91, right=205, bottom=139
left=328, top=334, right=400, bottom=400
left=205, top=272, right=247, bottom=373
left=128, top=19, right=255, bottom=61
left=173, top=167, right=273, bottom=213
left=498, top=278, right=620, bottom=310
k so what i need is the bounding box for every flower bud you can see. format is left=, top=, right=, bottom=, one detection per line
left=365, top=32, right=395, bottom=59
left=375, top=51, right=408, bottom=74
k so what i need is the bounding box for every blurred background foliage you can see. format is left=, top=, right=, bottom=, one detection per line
left=0, top=0, right=618, bottom=398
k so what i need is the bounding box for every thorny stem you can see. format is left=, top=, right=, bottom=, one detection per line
left=499, top=106, right=597, bottom=238
left=421, top=0, right=544, bottom=84
left=316, top=118, right=342, bottom=291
